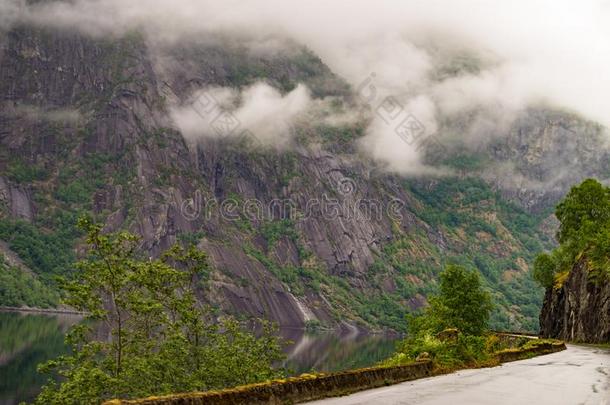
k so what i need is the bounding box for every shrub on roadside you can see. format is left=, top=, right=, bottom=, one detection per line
left=383, top=264, right=495, bottom=369
left=383, top=333, right=490, bottom=369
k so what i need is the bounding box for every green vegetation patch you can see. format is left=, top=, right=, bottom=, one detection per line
left=0, top=256, right=59, bottom=308
left=5, top=159, right=49, bottom=184
left=405, top=177, right=547, bottom=332
left=382, top=265, right=564, bottom=371
left=533, top=178, right=610, bottom=288
left=0, top=219, right=76, bottom=284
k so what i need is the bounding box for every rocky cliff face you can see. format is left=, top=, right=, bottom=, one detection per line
left=540, top=259, right=610, bottom=343
left=486, top=109, right=610, bottom=213
left=1, top=23, right=609, bottom=332
left=437, top=109, right=610, bottom=214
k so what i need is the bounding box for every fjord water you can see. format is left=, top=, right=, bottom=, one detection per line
left=0, top=311, right=81, bottom=405
left=0, top=312, right=397, bottom=404
left=279, top=327, right=398, bottom=375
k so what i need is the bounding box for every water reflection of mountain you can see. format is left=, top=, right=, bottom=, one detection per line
left=0, top=311, right=81, bottom=405
left=280, top=328, right=398, bottom=375
left=0, top=314, right=397, bottom=404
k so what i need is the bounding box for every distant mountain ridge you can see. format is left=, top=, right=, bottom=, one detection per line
left=1, top=23, right=609, bottom=332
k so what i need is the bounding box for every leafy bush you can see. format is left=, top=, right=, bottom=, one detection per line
left=6, top=160, right=48, bottom=183
left=54, top=180, right=91, bottom=204
left=177, top=231, right=205, bottom=246
left=408, top=265, right=493, bottom=336
left=383, top=333, right=490, bottom=369
left=555, top=178, right=610, bottom=243
left=260, top=219, right=298, bottom=247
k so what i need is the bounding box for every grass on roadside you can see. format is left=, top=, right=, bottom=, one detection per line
left=381, top=331, right=562, bottom=372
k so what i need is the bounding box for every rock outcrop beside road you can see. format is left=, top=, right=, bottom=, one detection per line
left=540, top=259, right=610, bottom=343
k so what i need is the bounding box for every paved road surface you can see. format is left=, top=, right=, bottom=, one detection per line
left=308, top=345, right=610, bottom=405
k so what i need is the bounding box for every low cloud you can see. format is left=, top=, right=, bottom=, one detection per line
left=169, top=82, right=313, bottom=148
left=4, top=0, right=610, bottom=174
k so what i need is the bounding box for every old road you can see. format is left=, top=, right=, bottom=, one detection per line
left=307, top=345, right=610, bottom=405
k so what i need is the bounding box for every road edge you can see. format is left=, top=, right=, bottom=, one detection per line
left=104, top=341, right=566, bottom=405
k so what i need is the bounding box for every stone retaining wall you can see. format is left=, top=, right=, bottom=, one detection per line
left=497, top=341, right=566, bottom=363
left=105, top=361, right=433, bottom=405
left=105, top=341, right=566, bottom=405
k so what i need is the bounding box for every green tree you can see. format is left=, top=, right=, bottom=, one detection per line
left=391, top=265, right=494, bottom=368
left=533, top=179, right=610, bottom=288
left=408, top=264, right=493, bottom=336
left=532, top=253, right=557, bottom=289
left=555, top=178, right=610, bottom=243
left=34, top=218, right=284, bottom=404
left=433, top=264, right=493, bottom=335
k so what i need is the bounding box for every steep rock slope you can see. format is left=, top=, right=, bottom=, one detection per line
left=540, top=259, right=610, bottom=343
left=486, top=110, right=610, bottom=213
left=0, top=25, right=608, bottom=332
left=437, top=109, right=610, bottom=214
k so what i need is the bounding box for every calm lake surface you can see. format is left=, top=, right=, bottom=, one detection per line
left=0, top=311, right=398, bottom=404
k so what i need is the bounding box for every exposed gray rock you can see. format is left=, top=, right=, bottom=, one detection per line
left=486, top=109, right=610, bottom=213
left=540, top=259, right=610, bottom=343
left=0, top=176, right=33, bottom=221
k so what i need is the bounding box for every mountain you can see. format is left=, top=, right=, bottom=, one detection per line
left=1, top=23, right=609, bottom=332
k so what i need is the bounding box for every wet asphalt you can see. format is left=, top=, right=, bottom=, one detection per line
left=307, top=344, right=610, bottom=405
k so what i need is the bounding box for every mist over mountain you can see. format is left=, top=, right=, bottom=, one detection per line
left=1, top=0, right=609, bottom=333
left=3, top=0, right=609, bottom=174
